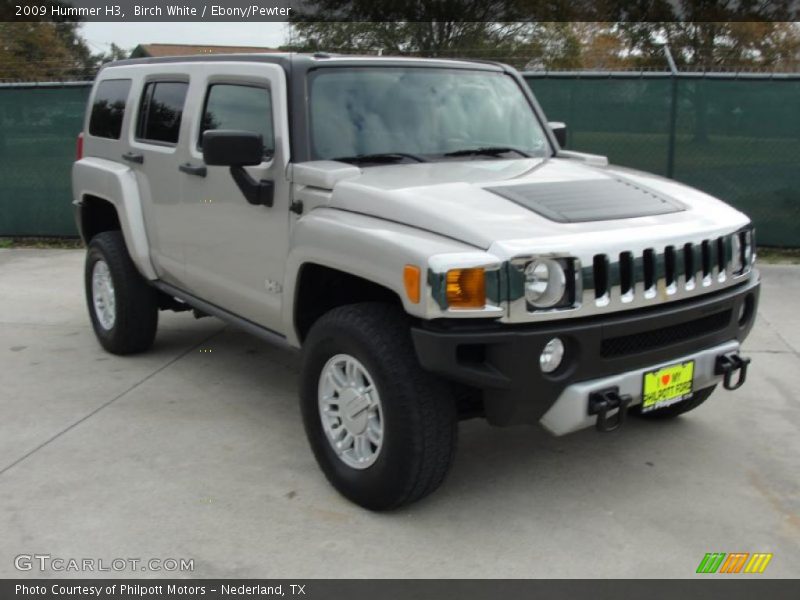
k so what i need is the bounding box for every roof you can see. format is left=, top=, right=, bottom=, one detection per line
left=108, top=53, right=506, bottom=73
left=130, top=44, right=281, bottom=58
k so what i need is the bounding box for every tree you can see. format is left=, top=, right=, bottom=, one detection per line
left=519, top=23, right=635, bottom=70
left=286, top=0, right=543, bottom=67
left=286, top=2, right=645, bottom=70
left=615, top=5, right=800, bottom=142
left=285, top=21, right=535, bottom=66
left=614, top=0, right=800, bottom=71
left=579, top=24, right=632, bottom=70
left=95, top=43, right=131, bottom=65
left=0, top=21, right=96, bottom=80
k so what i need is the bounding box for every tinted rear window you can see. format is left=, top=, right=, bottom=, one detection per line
left=89, top=79, right=131, bottom=139
left=137, top=81, right=189, bottom=144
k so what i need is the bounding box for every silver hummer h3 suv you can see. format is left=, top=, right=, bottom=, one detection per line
left=73, top=53, right=759, bottom=510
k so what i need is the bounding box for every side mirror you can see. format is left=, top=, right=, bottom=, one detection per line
left=202, top=130, right=264, bottom=166
left=202, top=130, right=273, bottom=207
left=548, top=122, right=567, bottom=148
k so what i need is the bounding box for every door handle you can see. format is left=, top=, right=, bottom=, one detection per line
left=179, top=163, right=207, bottom=177
left=121, top=152, right=144, bottom=164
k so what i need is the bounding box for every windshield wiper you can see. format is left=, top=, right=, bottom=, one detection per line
left=332, top=152, right=428, bottom=165
left=442, top=146, right=531, bottom=158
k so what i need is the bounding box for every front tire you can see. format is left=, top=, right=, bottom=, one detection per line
left=84, top=231, right=158, bottom=355
left=300, top=303, right=457, bottom=510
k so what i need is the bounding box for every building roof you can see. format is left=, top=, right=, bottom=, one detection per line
left=130, top=44, right=281, bottom=58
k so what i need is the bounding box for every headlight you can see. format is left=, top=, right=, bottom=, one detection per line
left=524, top=259, right=567, bottom=308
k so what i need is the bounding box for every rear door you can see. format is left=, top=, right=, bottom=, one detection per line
left=179, top=63, right=291, bottom=333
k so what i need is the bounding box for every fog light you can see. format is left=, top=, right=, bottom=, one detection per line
left=540, top=338, right=565, bottom=373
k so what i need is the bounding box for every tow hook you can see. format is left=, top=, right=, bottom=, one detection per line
left=715, top=352, right=751, bottom=391
left=588, top=387, right=632, bottom=432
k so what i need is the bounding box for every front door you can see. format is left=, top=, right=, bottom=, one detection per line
left=179, top=64, right=291, bottom=334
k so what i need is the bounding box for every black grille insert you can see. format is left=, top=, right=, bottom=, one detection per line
left=601, top=310, right=732, bottom=358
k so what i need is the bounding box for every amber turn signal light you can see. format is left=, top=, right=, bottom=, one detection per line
left=446, top=268, right=486, bottom=309
left=403, top=265, right=421, bottom=304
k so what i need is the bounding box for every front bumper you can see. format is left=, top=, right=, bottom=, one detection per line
left=411, top=274, right=760, bottom=431
left=541, top=339, right=738, bottom=435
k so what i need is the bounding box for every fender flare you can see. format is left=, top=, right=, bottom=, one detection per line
left=72, top=157, right=157, bottom=280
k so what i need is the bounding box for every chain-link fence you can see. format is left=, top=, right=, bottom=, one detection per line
left=0, top=81, right=90, bottom=236
left=1, top=74, right=799, bottom=245
left=525, top=72, right=800, bottom=246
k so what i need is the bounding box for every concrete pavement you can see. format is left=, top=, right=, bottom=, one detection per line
left=1, top=249, right=798, bottom=578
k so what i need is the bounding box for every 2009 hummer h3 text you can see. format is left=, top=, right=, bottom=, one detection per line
left=73, top=53, right=759, bottom=510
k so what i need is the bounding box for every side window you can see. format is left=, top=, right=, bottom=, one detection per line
left=200, top=84, right=274, bottom=155
left=89, top=79, right=131, bottom=139
left=136, top=81, right=189, bottom=145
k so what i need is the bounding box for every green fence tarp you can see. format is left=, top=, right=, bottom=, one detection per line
left=0, top=84, right=90, bottom=237
left=526, top=74, right=800, bottom=247
left=1, top=77, right=798, bottom=245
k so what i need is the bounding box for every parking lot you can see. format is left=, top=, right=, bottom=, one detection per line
left=1, top=248, right=798, bottom=578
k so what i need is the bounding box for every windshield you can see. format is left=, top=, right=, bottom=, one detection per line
left=308, top=67, right=551, bottom=162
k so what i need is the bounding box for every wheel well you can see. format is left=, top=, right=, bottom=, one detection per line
left=294, top=264, right=402, bottom=342
left=81, top=195, right=121, bottom=242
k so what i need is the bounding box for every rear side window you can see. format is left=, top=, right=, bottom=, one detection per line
left=137, top=81, right=189, bottom=144
left=89, top=79, right=131, bottom=139
left=200, top=84, right=274, bottom=155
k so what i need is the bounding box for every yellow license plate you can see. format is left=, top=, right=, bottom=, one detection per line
left=641, top=361, right=695, bottom=413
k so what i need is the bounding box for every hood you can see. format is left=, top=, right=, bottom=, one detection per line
left=297, top=157, right=751, bottom=254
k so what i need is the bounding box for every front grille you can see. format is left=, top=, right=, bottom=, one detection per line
left=508, top=228, right=753, bottom=324
left=600, top=309, right=732, bottom=358
left=585, top=232, right=750, bottom=310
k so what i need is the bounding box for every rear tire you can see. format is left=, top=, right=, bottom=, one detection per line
left=631, top=385, right=716, bottom=420
left=300, top=302, right=457, bottom=510
left=84, top=231, right=158, bottom=355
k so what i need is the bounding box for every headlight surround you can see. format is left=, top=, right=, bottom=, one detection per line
left=524, top=258, right=568, bottom=308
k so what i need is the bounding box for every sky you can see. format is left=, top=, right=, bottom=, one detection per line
left=80, top=22, right=291, bottom=53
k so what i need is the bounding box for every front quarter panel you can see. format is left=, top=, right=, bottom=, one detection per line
left=283, top=208, right=486, bottom=346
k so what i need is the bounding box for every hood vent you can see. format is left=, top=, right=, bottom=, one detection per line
left=485, top=178, right=685, bottom=223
